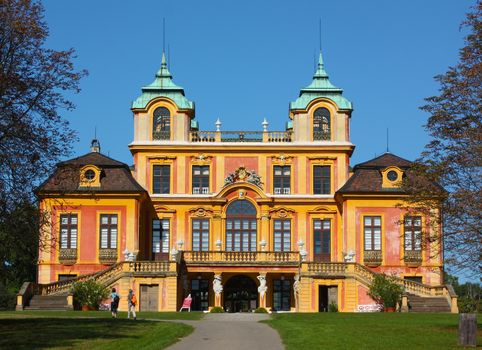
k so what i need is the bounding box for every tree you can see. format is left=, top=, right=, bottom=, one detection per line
left=403, top=1, right=481, bottom=278
left=0, top=0, right=86, bottom=307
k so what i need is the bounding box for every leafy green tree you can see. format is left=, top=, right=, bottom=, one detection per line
left=403, top=1, right=481, bottom=278
left=0, top=0, right=86, bottom=307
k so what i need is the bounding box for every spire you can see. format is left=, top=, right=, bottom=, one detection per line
left=132, top=51, right=194, bottom=110
left=313, top=51, right=328, bottom=78
left=289, top=49, right=353, bottom=111
left=155, top=52, right=172, bottom=79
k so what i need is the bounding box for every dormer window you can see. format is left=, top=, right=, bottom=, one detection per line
left=381, top=166, right=404, bottom=188
left=313, top=107, right=331, bottom=140
left=153, top=107, right=170, bottom=140
left=79, top=165, right=101, bottom=187
left=84, top=169, right=96, bottom=181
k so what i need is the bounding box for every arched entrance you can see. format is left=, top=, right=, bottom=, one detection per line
left=226, top=200, right=257, bottom=251
left=223, top=275, right=258, bottom=312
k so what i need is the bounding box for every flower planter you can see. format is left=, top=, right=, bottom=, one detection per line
left=384, top=307, right=396, bottom=313
left=81, top=305, right=96, bottom=311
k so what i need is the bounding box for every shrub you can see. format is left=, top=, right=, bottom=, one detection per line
left=368, top=273, right=403, bottom=309
left=328, top=302, right=338, bottom=312
left=71, top=279, right=109, bottom=310
left=210, top=306, right=224, bottom=313
left=254, top=307, right=268, bottom=313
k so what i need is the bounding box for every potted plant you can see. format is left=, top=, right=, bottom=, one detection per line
left=71, top=279, right=109, bottom=311
left=368, top=273, right=403, bottom=312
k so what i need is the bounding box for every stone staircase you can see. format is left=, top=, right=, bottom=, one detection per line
left=407, top=293, right=451, bottom=312
left=24, top=295, right=72, bottom=311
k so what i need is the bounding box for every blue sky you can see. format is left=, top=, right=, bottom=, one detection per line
left=43, top=0, right=473, bottom=166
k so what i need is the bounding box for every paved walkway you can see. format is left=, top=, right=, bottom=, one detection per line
left=167, top=313, right=284, bottom=350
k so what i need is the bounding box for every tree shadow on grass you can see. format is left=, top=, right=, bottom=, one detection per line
left=0, top=318, right=149, bottom=349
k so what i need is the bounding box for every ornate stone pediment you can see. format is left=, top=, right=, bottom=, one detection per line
left=224, top=167, right=263, bottom=188
left=188, top=207, right=214, bottom=217
left=269, top=206, right=296, bottom=218
left=271, top=154, right=293, bottom=165
left=154, top=204, right=176, bottom=213
left=190, top=153, right=213, bottom=163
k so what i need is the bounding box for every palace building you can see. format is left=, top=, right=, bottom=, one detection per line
left=19, top=50, right=458, bottom=313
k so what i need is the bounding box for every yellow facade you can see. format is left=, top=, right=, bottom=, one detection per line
left=30, top=51, right=457, bottom=313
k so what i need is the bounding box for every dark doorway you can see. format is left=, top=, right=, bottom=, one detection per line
left=224, top=275, right=258, bottom=312
left=273, top=279, right=291, bottom=311
left=191, top=279, right=209, bottom=311
left=319, top=286, right=328, bottom=312
left=140, top=284, right=159, bottom=311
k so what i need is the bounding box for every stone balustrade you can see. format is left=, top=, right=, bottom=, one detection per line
left=189, top=130, right=293, bottom=143
left=182, top=250, right=300, bottom=265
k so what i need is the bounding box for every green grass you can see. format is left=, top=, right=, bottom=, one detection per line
left=264, top=313, right=482, bottom=350
left=0, top=310, right=204, bottom=320
left=0, top=317, right=193, bottom=350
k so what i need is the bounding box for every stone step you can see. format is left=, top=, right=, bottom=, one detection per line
left=407, top=294, right=451, bottom=313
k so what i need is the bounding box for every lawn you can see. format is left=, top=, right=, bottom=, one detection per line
left=0, top=310, right=204, bottom=320
left=264, top=313, right=481, bottom=350
left=0, top=317, right=193, bottom=350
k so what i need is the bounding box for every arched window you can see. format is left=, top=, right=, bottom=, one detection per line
left=313, top=107, right=331, bottom=140
left=226, top=200, right=257, bottom=251
left=153, top=107, right=170, bottom=140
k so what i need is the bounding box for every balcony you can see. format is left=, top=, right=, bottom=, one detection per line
left=182, top=250, right=300, bottom=266
left=59, top=248, right=77, bottom=265
left=404, top=250, right=422, bottom=267
left=99, top=248, right=118, bottom=265
left=363, top=250, right=383, bottom=267
left=189, top=131, right=292, bottom=143
left=193, top=187, right=210, bottom=194
left=304, top=262, right=348, bottom=277
left=274, top=187, right=291, bottom=195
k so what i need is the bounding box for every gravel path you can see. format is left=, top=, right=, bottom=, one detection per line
left=167, top=313, right=284, bottom=350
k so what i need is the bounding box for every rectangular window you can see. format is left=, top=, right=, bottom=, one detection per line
left=153, top=165, right=170, bottom=194
left=152, top=219, right=170, bottom=254
left=60, top=214, right=78, bottom=249
left=273, top=166, right=291, bottom=194
left=273, top=219, right=291, bottom=252
left=192, top=165, right=210, bottom=194
left=313, top=166, right=331, bottom=194
left=364, top=216, right=381, bottom=251
left=404, top=216, right=422, bottom=251
left=100, top=214, right=118, bottom=249
left=313, top=219, right=331, bottom=262
left=192, top=219, right=209, bottom=251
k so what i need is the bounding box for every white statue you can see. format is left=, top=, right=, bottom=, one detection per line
left=344, top=250, right=356, bottom=263
left=293, top=274, right=301, bottom=312
left=257, top=274, right=267, bottom=299
left=213, top=274, right=223, bottom=296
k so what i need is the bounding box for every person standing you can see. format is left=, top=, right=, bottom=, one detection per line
left=111, top=287, right=120, bottom=318
left=127, top=289, right=137, bottom=320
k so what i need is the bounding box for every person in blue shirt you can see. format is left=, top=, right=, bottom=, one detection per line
left=110, top=288, right=119, bottom=318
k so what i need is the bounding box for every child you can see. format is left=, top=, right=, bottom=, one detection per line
left=127, top=289, right=137, bottom=320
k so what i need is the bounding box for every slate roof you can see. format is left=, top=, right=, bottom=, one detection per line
left=337, top=153, right=412, bottom=194
left=36, top=152, right=146, bottom=195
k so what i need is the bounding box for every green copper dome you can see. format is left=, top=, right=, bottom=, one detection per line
left=132, top=53, right=194, bottom=110
left=290, top=52, right=352, bottom=111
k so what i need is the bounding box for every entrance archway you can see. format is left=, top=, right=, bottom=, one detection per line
left=223, top=275, right=258, bottom=312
